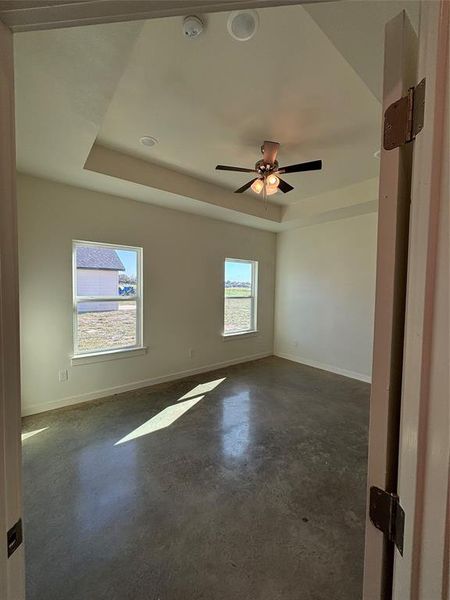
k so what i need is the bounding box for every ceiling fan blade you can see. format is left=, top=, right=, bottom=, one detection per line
left=234, top=178, right=257, bottom=193
left=278, top=178, right=294, bottom=193
left=216, top=165, right=256, bottom=173
left=278, top=159, right=322, bottom=174
left=262, top=141, right=280, bottom=164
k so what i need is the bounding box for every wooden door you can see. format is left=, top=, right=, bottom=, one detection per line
left=393, top=2, right=450, bottom=599
left=363, top=10, right=418, bottom=600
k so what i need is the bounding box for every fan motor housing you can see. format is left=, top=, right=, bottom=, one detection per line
left=255, top=159, right=278, bottom=174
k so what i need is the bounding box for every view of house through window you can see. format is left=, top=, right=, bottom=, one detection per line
left=73, top=241, right=142, bottom=355
left=224, top=258, right=258, bottom=335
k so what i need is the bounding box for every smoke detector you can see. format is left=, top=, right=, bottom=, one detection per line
left=183, top=15, right=204, bottom=39
left=227, top=10, right=259, bottom=42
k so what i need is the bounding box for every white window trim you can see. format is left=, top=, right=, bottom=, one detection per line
left=72, top=240, right=144, bottom=358
left=71, top=346, right=147, bottom=366
left=223, top=257, right=258, bottom=337
left=223, top=330, right=258, bottom=341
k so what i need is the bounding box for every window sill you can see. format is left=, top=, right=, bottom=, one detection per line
left=222, top=330, right=258, bottom=341
left=71, top=346, right=147, bottom=366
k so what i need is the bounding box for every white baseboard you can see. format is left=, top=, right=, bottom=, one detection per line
left=274, top=352, right=372, bottom=383
left=22, top=352, right=272, bottom=416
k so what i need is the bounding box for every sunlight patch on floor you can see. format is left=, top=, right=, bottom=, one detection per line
left=115, top=396, right=205, bottom=444
left=178, top=378, right=226, bottom=401
left=115, top=377, right=227, bottom=445
left=22, top=427, right=48, bottom=441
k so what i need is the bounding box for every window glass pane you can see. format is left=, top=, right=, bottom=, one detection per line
left=224, top=297, right=252, bottom=334
left=224, top=260, right=252, bottom=297
left=224, top=259, right=255, bottom=334
left=117, top=250, right=138, bottom=296
left=225, top=285, right=252, bottom=298
left=77, top=300, right=137, bottom=353
left=75, top=244, right=138, bottom=297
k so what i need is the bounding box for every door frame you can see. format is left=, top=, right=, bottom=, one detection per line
left=363, top=9, right=418, bottom=600
left=0, top=18, right=25, bottom=600
left=0, top=0, right=332, bottom=32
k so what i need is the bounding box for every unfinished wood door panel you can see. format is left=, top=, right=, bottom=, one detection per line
left=0, top=19, right=25, bottom=600
left=363, top=11, right=418, bottom=600
left=393, top=2, right=450, bottom=599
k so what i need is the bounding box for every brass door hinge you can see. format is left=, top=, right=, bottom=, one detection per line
left=384, top=78, right=426, bottom=150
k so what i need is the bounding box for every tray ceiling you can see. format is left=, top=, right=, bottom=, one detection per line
left=14, top=2, right=419, bottom=230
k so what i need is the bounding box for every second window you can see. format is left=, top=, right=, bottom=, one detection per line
left=224, top=258, right=258, bottom=335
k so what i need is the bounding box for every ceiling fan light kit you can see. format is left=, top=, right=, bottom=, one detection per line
left=251, top=179, right=264, bottom=194
left=252, top=173, right=279, bottom=196
left=216, top=141, right=323, bottom=197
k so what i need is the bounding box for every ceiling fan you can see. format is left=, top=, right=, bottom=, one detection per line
left=216, top=141, right=322, bottom=196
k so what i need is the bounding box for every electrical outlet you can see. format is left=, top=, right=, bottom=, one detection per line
left=293, top=340, right=299, bottom=348
left=59, top=369, right=68, bottom=383
left=188, top=348, right=194, bottom=359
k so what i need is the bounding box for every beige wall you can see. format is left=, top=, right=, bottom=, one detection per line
left=18, top=174, right=276, bottom=415
left=274, top=212, right=377, bottom=381
left=18, top=173, right=377, bottom=415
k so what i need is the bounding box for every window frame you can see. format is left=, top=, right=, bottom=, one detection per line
left=72, top=240, right=144, bottom=358
left=223, top=257, right=258, bottom=337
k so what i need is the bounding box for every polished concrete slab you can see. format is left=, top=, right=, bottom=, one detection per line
left=22, top=356, right=370, bottom=600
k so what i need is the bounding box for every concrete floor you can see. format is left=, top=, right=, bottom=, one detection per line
left=22, top=357, right=370, bottom=600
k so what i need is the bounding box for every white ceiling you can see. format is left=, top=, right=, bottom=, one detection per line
left=97, top=6, right=381, bottom=204
left=14, top=1, right=419, bottom=231
left=304, top=0, right=420, bottom=100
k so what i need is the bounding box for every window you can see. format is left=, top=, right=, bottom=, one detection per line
left=73, top=241, right=143, bottom=356
left=224, top=258, right=258, bottom=336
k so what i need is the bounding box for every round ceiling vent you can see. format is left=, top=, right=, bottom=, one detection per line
left=227, top=10, right=259, bottom=42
